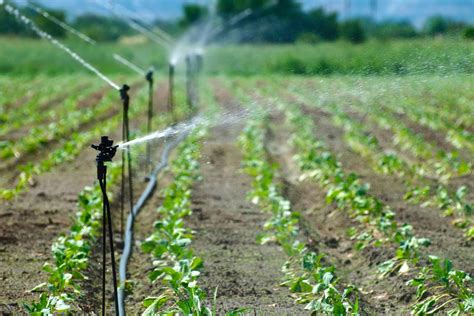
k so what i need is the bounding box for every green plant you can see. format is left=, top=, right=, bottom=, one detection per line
left=408, top=256, right=473, bottom=315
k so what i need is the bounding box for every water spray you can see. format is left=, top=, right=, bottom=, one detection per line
left=113, top=54, right=146, bottom=77
left=119, top=85, right=134, bottom=241
left=91, top=136, right=119, bottom=316
left=26, top=1, right=96, bottom=45
left=3, top=2, right=119, bottom=90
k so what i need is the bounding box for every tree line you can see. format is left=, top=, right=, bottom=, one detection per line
left=1, top=0, right=473, bottom=43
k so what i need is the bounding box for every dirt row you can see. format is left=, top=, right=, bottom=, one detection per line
left=0, top=80, right=157, bottom=314
left=2, top=77, right=472, bottom=315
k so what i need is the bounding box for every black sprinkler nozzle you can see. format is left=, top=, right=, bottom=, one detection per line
left=92, top=136, right=118, bottom=180
left=119, top=84, right=130, bottom=102
left=145, top=70, right=154, bottom=83
left=92, top=136, right=118, bottom=163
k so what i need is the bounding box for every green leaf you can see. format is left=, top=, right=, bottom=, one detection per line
left=142, top=295, right=169, bottom=315
left=322, top=272, right=334, bottom=286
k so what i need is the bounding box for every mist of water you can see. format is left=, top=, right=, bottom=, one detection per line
left=27, top=1, right=97, bottom=45
left=169, top=0, right=220, bottom=66
left=3, top=3, right=120, bottom=90
left=113, top=54, right=146, bottom=76
left=118, top=107, right=263, bottom=149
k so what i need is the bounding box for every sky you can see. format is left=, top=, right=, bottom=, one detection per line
left=14, top=0, right=474, bottom=26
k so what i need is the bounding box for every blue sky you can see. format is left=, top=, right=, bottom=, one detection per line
left=14, top=0, right=474, bottom=26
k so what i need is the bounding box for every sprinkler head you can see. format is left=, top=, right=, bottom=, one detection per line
left=91, top=136, right=118, bottom=164
left=119, top=84, right=130, bottom=102
left=145, top=70, right=153, bottom=83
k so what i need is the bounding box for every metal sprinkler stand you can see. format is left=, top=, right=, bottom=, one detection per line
left=168, top=62, right=176, bottom=123
left=91, top=136, right=119, bottom=316
left=195, top=52, right=203, bottom=75
left=145, top=70, right=154, bottom=176
left=120, top=85, right=134, bottom=241
left=191, top=52, right=203, bottom=110
left=185, top=54, right=194, bottom=111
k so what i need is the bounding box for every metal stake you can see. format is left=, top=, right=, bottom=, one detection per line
left=145, top=70, right=154, bottom=175
left=186, top=55, right=193, bottom=111
left=168, top=62, right=176, bottom=123
left=120, top=85, right=135, bottom=241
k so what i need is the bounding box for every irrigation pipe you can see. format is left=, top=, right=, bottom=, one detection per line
left=117, top=131, right=190, bottom=315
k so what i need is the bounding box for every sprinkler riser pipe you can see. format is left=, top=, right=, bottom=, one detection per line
left=119, top=84, right=135, bottom=245
left=168, top=63, right=176, bottom=122
left=185, top=55, right=194, bottom=110
left=145, top=70, right=154, bottom=174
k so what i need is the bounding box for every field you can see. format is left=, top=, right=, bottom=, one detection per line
left=0, top=37, right=473, bottom=315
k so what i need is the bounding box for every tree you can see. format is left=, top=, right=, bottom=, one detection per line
left=0, top=8, right=27, bottom=35
left=341, top=19, right=366, bottom=44
left=307, top=7, right=339, bottom=41
left=31, top=8, right=67, bottom=38
left=464, top=26, right=474, bottom=40
left=73, top=14, right=131, bottom=42
left=423, top=15, right=449, bottom=35
left=374, top=21, right=417, bottom=39
left=180, top=4, right=208, bottom=27
left=217, top=0, right=271, bottom=17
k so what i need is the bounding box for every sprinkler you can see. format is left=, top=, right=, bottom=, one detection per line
left=112, top=54, right=154, bottom=179
left=195, top=51, right=204, bottom=75
left=120, top=85, right=134, bottom=241
left=185, top=55, right=194, bottom=111
left=145, top=69, right=154, bottom=176
left=193, top=52, right=203, bottom=107
left=168, top=62, right=176, bottom=122
left=91, top=136, right=119, bottom=316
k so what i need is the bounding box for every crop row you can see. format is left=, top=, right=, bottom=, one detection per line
left=23, top=82, right=197, bottom=314
left=288, top=79, right=472, bottom=183
left=280, top=85, right=473, bottom=240
left=140, top=128, right=213, bottom=314
left=22, top=84, right=154, bottom=313
left=277, top=99, right=473, bottom=315
left=228, top=77, right=473, bottom=314
left=0, top=76, right=84, bottom=137
left=1, top=83, right=111, bottom=160
left=238, top=109, right=358, bottom=314
left=0, top=83, right=145, bottom=200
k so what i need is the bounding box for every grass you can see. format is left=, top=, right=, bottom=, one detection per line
left=0, top=37, right=472, bottom=76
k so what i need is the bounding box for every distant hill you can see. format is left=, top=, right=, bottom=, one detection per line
left=14, top=0, right=474, bottom=26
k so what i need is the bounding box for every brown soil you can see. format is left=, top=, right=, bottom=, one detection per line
left=0, top=145, right=104, bottom=313
left=182, top=86, right=304, bottom=314
left=290, top=93, right=473, bottom=272
left=0, top=82, right=145, bottom=190
left=2, top=76, right=471, bottom=316
left=0, top=81, right=147, bottom=314
left=248, top=81, right=473, bottom=314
